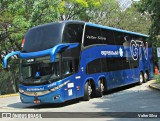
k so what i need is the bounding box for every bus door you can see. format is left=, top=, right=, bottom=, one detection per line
left=62, top=59, right=77, bottom=100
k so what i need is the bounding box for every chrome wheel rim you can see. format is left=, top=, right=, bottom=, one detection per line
left=100, top=83, right=104, bottom=92
left=140, top=74, right=143, bottom=83
left=144, top=73, right=148, bottom=80
left=88, top=84, right=92, bottom=96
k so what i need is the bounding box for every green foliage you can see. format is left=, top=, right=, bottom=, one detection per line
left=85, top=0, right=151, bottom=35
left=117, top=3, right=151, bottom=34
left=153, top=74, right=160, bottom=83
left=137, top=0, right=160, bottom=61
left=87, top=0, right=121, bottom=25
left=0, top=59, right=19, bottom=94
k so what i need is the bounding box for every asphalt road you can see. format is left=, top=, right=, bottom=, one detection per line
left=0, top=80, right=160, bottom=121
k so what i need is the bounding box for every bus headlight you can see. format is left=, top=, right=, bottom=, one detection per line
left=19, top=88, right=24, bottom=93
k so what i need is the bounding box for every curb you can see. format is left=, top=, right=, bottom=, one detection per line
left=149, top=83, right=160, bottom=91
left=0, top=93, right=19, bottom=98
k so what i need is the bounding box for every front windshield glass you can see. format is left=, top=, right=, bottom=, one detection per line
left=20, top=55, right=60, bottom=85
left=22, top=22, right=63, bottom=52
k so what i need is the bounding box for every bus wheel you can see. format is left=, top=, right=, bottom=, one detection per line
left=96, top=80, right=104, bottom=97
left=139, top=72, right=144, bottom=85
left=83, top=81, right=92, bottom=101
left=144, top=71, right=149, bottom=82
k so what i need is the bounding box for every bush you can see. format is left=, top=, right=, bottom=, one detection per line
left=0, top=60, right=19, bottom=95
left=153, top=74, right=160, bottom=83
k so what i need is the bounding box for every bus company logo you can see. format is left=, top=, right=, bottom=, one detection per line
left=101, top=48, right=123, bottom=57
left=130, top=40, right=148, bottom=61
left=101, top=50, right=119, bottom=56
left=119, top=47, right=123, bottom=57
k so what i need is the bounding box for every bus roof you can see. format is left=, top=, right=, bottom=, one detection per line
left=22, top=20, right=149, bottom=52
left=30, top=20, right=149, bottom=38
left=61, top=20, right=149, bottom=37
left=86, top=22, right=149, bottom=37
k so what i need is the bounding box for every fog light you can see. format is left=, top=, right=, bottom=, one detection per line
left=53, top=95, right=60, bottom=100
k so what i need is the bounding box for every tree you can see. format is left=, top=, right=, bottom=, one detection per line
left=87, top=0, right=151, bottom=35
left=86, top=0, right=121, bottom=25
left=138, top=0, right=160, bottom=47
left=116, top=2, right=151, bottom=34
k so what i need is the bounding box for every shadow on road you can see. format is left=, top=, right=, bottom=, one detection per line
left=7, top=82, right=155, bottom=110
left=27, top=98, right=82, bottom=109
left=92, top=82, right=160, bottom=112
left=7, top=98, right=83, bottom=109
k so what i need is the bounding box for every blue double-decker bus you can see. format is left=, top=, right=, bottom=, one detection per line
left=3, top=21, right=153, bottom=103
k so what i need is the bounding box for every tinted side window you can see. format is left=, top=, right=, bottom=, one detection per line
left=114, top=31, right=124, bottom=45
left=62, top=45, right=81, bottom=73
left=62, top=60, right=74, bottom=76
left=101, top=28, right=115, bottom=45
left=87, top=59, right=102, bottom=74
left=106, top=58, right=130, bottom=71
left=86, top=57, right=138, bottom=74
left=84, top=26, right=102, bottom=46
left=124, top=34, right=132, bottom=42
left=63, top=24, right=84, bottom=43
left=130, top=59, right=139, bottom=68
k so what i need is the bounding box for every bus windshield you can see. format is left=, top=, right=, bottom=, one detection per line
left=22, top=22, right=63, bottom=52
left=20, top=56, right=60, bottom=85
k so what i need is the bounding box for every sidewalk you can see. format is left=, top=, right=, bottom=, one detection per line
left=0, top=93, right=18, bottom=98
left=149, top=80, right=160, bottom=91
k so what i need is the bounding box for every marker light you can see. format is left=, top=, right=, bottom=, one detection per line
left=53, top=95, right=60, bottom=100
left=21, top=38, right=25, bottom=48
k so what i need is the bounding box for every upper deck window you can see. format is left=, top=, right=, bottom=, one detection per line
left=63, top=24, right=84, bottom=43
left=84, top=25, right=115, bottom=46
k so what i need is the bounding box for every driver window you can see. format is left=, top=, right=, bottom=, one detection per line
left=62, top=60, right=74, bottom=76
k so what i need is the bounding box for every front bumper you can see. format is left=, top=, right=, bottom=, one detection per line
left=19, top=89, right=65, bottom=104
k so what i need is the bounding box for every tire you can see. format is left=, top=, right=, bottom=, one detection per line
left=96, top=80, right=104, bottom=97
left=83, top=81, right=92, bottom=101
left=144, top=71, right=149, bottom=82
left=139, top=72, right=144, bottom=85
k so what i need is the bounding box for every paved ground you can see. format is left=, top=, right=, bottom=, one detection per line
left=0, top=80, right=160, bottom=121
left=150, top=81, right=160, bottom=91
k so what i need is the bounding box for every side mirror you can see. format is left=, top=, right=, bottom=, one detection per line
left=3, top=51, right=20, bottom=69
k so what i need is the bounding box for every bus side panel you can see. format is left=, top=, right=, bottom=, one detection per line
left=147, top=48, right=154, bottom=79
left=105, top=68, right=139, bottom=90
left=138, top=47, right=153, bottom=79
